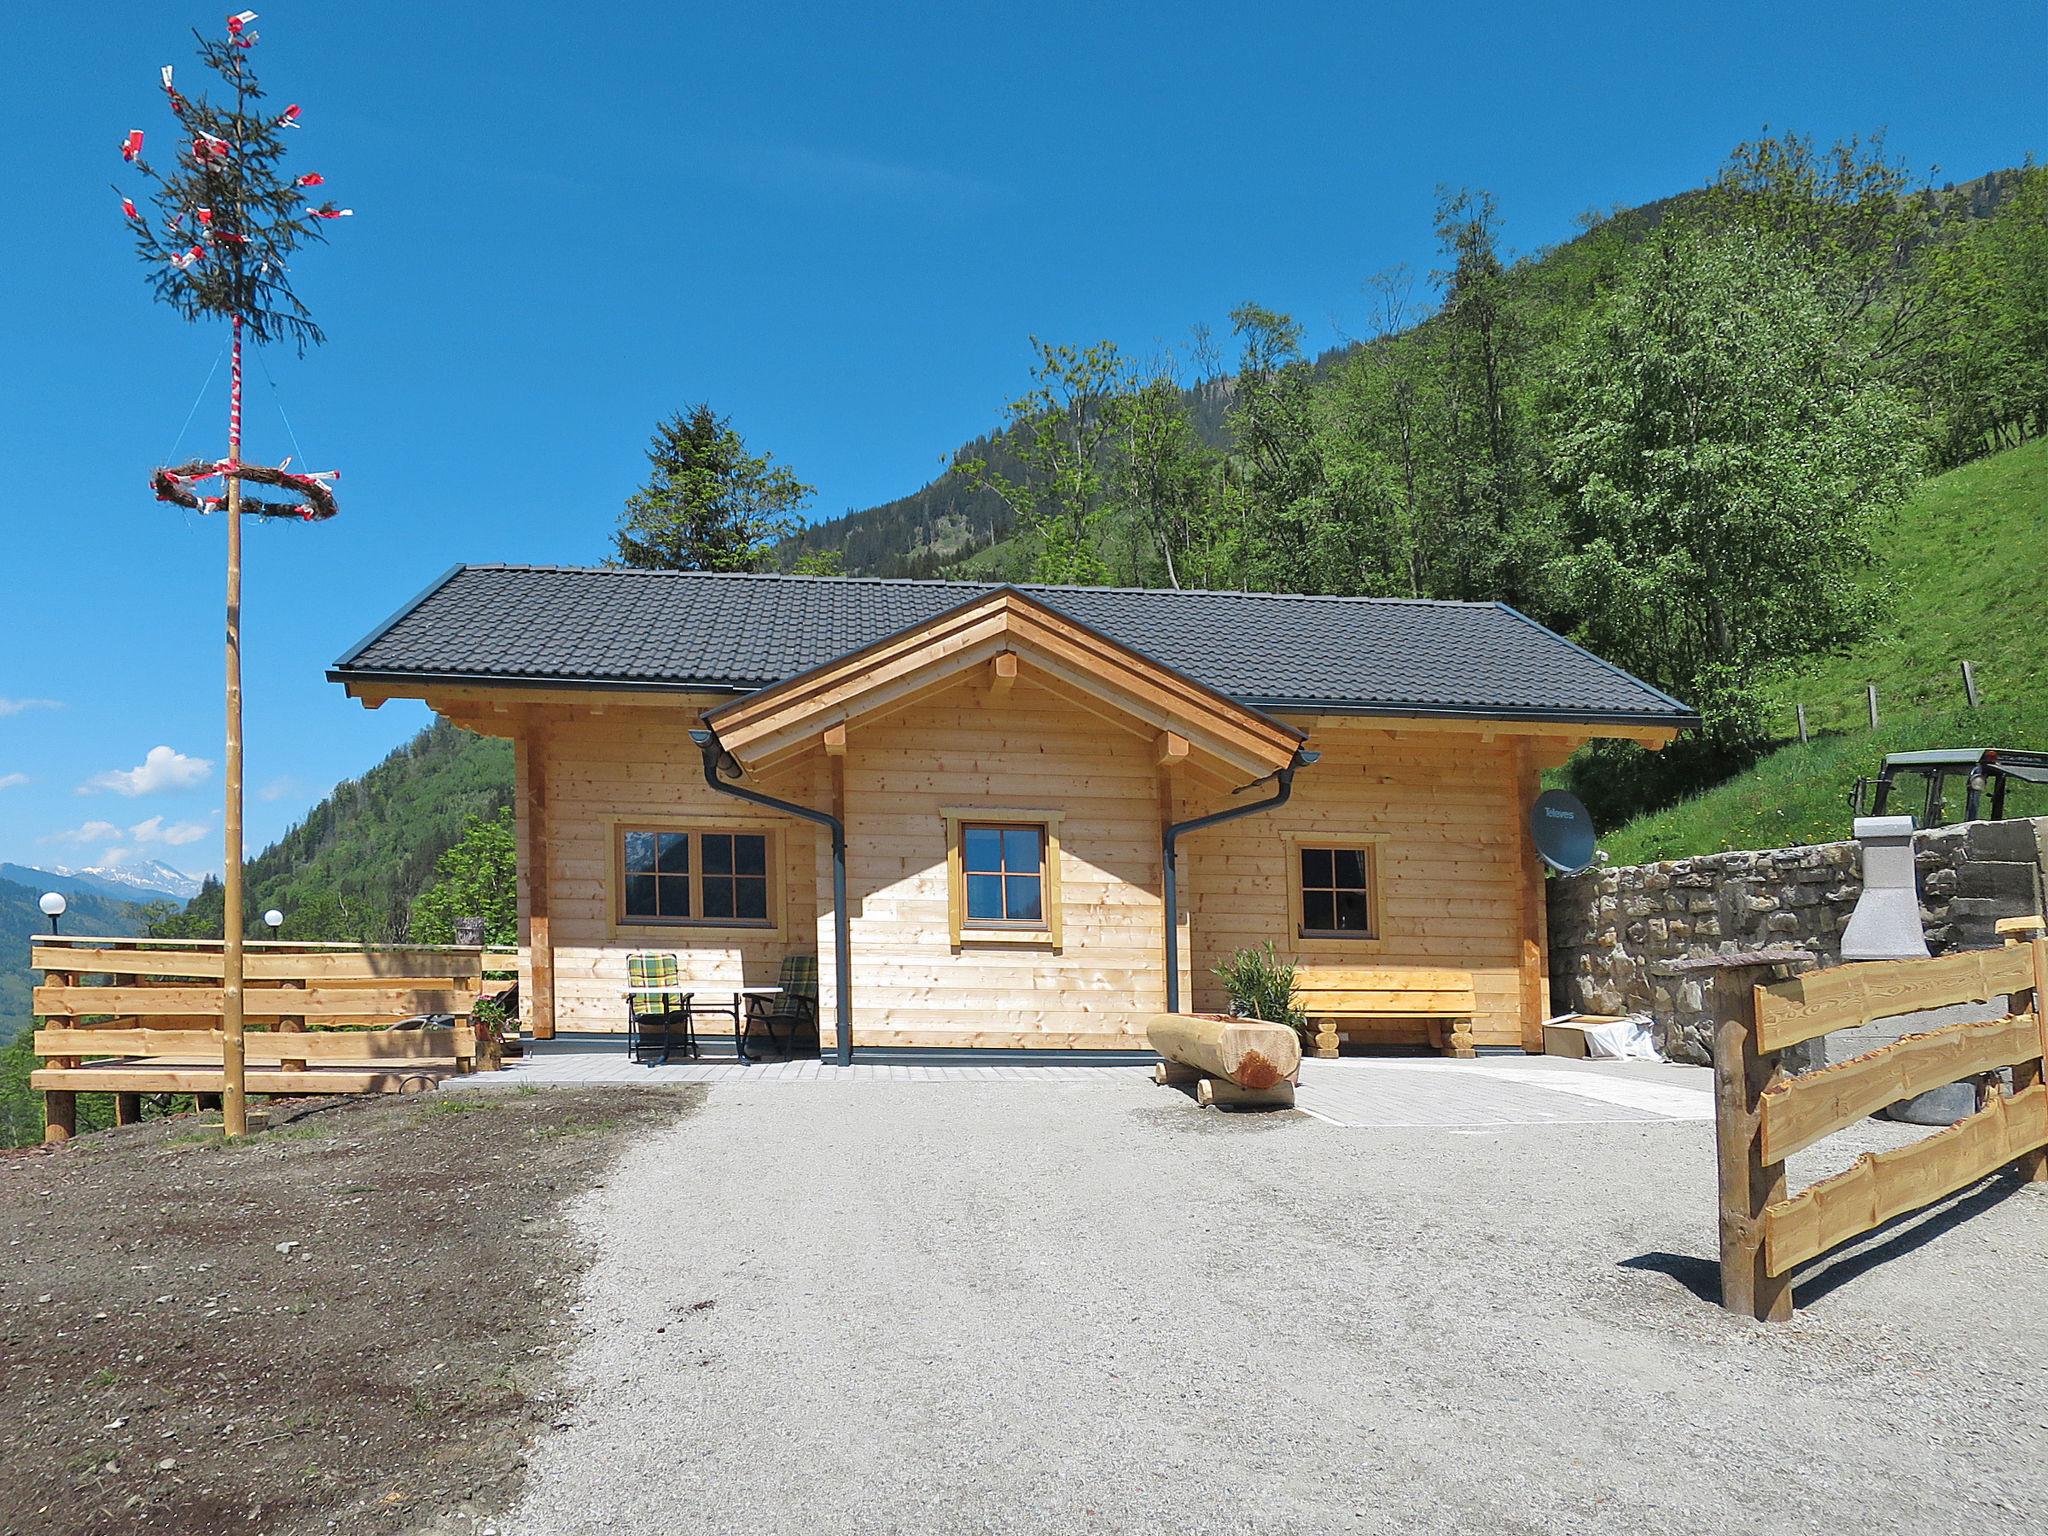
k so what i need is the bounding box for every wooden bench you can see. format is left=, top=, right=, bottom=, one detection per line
left=29, top=939, right=487, bottom=1141
left=1293, top=968, right=1478, bottom=1059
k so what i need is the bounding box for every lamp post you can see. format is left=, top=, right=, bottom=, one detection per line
left=263, top=908, right=284, bottom=938
left=38, top=891, right=67, bottom=936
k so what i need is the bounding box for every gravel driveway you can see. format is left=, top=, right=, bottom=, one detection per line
left=505, top=1068, right=2048, bottom=1535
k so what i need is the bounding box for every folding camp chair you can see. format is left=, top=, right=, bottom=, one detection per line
left=625, top=952, right=695, bottom=1064
left=744, top=954, right=820, bottom=1057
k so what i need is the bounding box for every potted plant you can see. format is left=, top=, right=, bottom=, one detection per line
left=470, top=995, right=509, bottom=1072
left=1211, top=942, right=1309, bottom=1045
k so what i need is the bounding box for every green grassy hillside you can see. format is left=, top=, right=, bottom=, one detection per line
left=1605, top=437, right=2048, bottom=863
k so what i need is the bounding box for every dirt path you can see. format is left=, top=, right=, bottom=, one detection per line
left=506, top=1073, right=2048, bottom=1535
left=0, top=1086, right=696, bottom=1536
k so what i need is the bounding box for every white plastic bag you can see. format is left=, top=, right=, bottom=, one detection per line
left=1580, top=1014, right=1661, bottom=1061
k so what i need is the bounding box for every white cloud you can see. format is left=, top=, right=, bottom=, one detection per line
left=0, top=772, right=26, bottom=791
left=0, top=697, right=60, bottom=717
left=127, top=814, right=209, bottom=847
left=46, top=819, right=124, bottom=845
left=79, top=745, right=212, bottom=797
left=258, top=776, right=299, bottom=804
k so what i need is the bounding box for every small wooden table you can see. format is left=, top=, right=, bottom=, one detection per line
left=687, top=988, right=783, bottom=1063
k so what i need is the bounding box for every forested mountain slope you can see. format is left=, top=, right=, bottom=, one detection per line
left=153, top=719, right=512, bottom=943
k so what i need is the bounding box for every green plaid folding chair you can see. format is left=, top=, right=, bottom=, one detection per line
left=744, top=954, right=820, bottom=1057
left=625, top=952, right=695, bottom=1064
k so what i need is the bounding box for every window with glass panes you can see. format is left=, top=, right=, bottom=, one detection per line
left=961, top=823, right=1046, bottom=926
left=620, top=827, right=771, bottom=926
left=1298, top=845, right=1375, bottom=936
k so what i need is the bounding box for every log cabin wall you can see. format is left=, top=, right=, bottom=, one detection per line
left=1181, top=723, right=1533, bottom=1049
left=518, top=711, right=819, bottom=1034
left=829, top=672, right=1167, bottom=1050
left=505, top=695, right=1550, bottom=1048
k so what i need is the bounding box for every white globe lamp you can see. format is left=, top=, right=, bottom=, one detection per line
left=38, top=891, right=67, bottom=935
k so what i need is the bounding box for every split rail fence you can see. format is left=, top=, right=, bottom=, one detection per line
left=1713, top=937, right=2047, bottom=1320
left=31, top=935, right=497, bottom=1142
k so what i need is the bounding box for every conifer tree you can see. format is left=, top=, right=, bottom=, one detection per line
left=612, top=405, right=815, bottom=572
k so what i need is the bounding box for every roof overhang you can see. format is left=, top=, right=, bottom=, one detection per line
left=701, top=587, right=1306, bottom=779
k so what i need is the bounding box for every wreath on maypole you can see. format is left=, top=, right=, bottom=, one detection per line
left=118, top=9, right=349, bottom=516
left=152, top=459, right=339, bottom=521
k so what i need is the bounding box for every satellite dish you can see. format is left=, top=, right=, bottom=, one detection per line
left=1528, top=789, right=1597, bottom=874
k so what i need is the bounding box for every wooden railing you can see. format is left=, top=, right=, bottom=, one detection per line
left=30, top=936, right=494, bottom=1141
left=1710, top=938, right=2046, bottom=1320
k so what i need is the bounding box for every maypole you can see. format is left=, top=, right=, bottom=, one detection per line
left=120, top=11, right=350, bottom=1137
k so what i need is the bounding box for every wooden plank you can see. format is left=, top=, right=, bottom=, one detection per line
left=1292, top=967, right=1475, bottom=990
left=29, top=1065, right=456, bottom=1095
left=29, top=945, right=484, bottom=981
left=1755, top=947, right=2035, bottom=1052
left=33, top=1027, right=475, bottom=1063
left=1759, top=1013, right=2043, bottom=1161
left=32, top=986, right=476, bottom=1020
left=1296, top=991, right=1477, bottom=1014
left=1764, top=1083, right=2048, bottom=1276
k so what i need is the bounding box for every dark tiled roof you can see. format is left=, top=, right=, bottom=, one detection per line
left=330, top=566, right=1698, bottom=727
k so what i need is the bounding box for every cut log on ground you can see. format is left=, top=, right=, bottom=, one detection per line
left=1195, top=1076, right=1296, bottom=1110
left=1145, top=1012, right=1302, bottom=1090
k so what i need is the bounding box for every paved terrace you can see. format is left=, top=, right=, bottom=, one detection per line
left=449, top=1037, right=1714, bottom=1129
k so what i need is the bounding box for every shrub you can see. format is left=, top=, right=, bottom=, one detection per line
left=1211, top=942, right=1308, bottom=1041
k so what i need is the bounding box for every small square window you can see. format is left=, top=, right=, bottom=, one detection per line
left=959, top=821, right=1049, bottom=931
left=1298, top=844, right=1375, bottom=938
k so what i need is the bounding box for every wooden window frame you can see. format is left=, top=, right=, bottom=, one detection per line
left=1286, top=834, right=1383, bottom=946
left=941, top=807, right=1063, bottom=950
left=608, top=819, right=782, bottom=937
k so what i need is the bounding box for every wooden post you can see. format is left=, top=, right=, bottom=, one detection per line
left=114, top=1093, right=142, bottom=1128
left=44, top=1090, right=76, bottom=1144
left=515, top=725, right=556, bottom=1039
left=1510, top=740, right=1549, bottom=1053
left=1866, top=683, right=1879, bottom=729
left=1795, top=703, right=1808, bottom=744
left=2016, top=938, right=2048, bottom=1184
left=1703, top=957, right=1806, bottom=1321
left=1960, top=660, right=1980, bottom=708
left=221, top=315, right=249, bottom=1139
left=42, top=963, right=80, bottom=1144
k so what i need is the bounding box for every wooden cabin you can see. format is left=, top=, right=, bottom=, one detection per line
left=331, top=568, right=1694, bottom=1060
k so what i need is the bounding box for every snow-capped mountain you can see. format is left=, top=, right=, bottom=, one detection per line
left=1, top=859, right=205, bottom=904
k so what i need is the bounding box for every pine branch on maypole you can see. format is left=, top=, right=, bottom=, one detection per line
left=119, top=10, right=350, bottom=1138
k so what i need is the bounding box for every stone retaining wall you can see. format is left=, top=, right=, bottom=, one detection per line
left=1548, top=817, right=2047, bottom=1064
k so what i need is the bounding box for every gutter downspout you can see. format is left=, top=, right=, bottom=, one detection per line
left=1162, top=748, right=1320, bottom=1014
left=691, top=728, right=853, bottom=1066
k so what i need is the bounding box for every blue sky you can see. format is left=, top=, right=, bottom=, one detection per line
left=0, top=0, right=2039, bottom=880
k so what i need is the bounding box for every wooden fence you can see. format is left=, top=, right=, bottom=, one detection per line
left=30, top=935, right=495, bottom=1142
left=1712, top=938, right=2047, bottom=1320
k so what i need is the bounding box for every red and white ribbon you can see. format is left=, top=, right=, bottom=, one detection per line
left=228, top=9, right=258, bottom=30
left=120, top=195, right=139, bottom=220
left=277, top=103, right=301, bottom=128
left=312, top=206, right=353, bottom=220
left=294, top=171, right=324, bottom=187
left=194, top=132, right=230, bottom=159
left=121, top=128, right=144, bottom=161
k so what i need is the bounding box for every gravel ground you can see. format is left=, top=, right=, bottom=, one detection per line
left=506, top=1072, right=2048, bottom=1536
